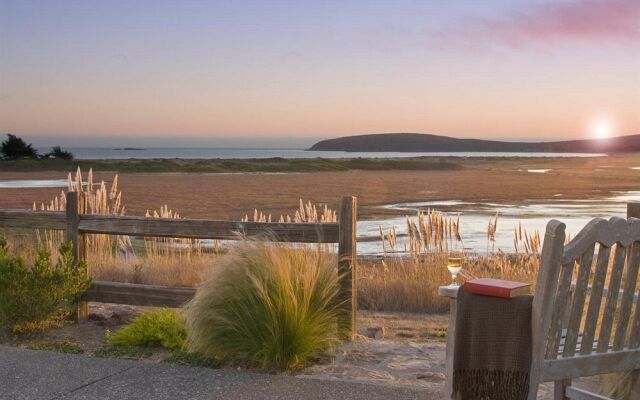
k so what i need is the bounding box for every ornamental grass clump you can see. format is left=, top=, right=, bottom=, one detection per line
left=184, top=242, right=343, bottom=370
left=107, top=308, right=186, bottom=351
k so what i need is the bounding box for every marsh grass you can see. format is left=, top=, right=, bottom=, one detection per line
left=21, top=168, right=339, bottom=287
left=358, top=252, right=539, bottom=313
left=89, top=254, right=217, bottom=286
left=7, top=167, right=546, bottom=316
left=184, top=241, right=343, bottom=370
left=0, top=157, right=462, bottom=173
left=243, top=199, right=337, bottom=223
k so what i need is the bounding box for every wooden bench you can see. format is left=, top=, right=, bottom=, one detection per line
left=440, top=216, right=640, bottom=399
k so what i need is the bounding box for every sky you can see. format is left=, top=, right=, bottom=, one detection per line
left=0, top=0, right=639, bottom=146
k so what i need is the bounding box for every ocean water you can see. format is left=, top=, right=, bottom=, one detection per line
left=59, top=147, right=604, bottom=160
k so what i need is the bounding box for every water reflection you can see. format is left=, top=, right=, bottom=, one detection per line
left=0, top=179, right=70, bottom=188
left=357, top=191, right=640, bottom=255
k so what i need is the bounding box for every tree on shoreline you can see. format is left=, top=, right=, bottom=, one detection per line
left=1, top=134, right=74, bottom=160
left=1, top=134, right=39, bottom=159
left=45, top=146, right=74, bottom=160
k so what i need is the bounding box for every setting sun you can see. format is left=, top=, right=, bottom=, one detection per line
left=589, top=117, right=616, bottom=140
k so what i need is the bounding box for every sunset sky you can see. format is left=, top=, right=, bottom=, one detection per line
left=1, top=0, right=639, bottom=145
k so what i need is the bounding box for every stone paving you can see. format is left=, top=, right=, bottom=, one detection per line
left=299, top=338, right=602, bottom=400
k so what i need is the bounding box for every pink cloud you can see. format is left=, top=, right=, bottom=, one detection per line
left=437, top=0, right=640, bottom=50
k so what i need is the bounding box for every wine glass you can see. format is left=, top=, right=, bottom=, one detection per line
left=447, top=257, right=463, bottom=287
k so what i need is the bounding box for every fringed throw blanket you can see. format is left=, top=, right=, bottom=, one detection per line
left=452, top=286, right=533, bottom=400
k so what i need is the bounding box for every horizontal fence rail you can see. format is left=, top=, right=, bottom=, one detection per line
left=0, top=209, right=339, bottom=243
left=79, top=215, right=339, bottom=243
left=83, top=281, right=196, bottom=308
left=0, top=192, right=358, bottom=338
left=0, top=209, right=66, bottom=230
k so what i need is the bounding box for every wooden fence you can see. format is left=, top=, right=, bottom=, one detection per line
left=0, top=192, right=358, bottom=337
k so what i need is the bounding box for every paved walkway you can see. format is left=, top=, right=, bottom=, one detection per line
left=0, top=346, right=430, bottom=400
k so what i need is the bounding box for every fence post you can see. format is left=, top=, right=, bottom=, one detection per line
left=66, top=191, right=88, bottom=320
left=628, top=203, right=640, bottom=219
left=338, top=196, right=357, bottom=339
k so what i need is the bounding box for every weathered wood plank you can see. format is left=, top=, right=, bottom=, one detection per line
left=613, top=241, right=640, bottom=350
left=553, top=381, right=565, bottom=400
left=628, top=270, right=640, bottom=349
left=565, top=386, right=612, bottom=400
left=597, top=245, right=627, bottom=352
left=547, top=261, right=575, bottom=359
left=529, top=219, right=566, bottom=400
left=568, top=282, right=638, bottom=302
left=628, top=202, right=640, bottom=219
left=562, top=217, right=640, bottom=263
left=579, top=245, right=610, bottom=355
left=78, top=215, right=339, bottom=243
left=82, top=281, right=196, bottom=308
left=66, top=192, right=89, bottom=319
left=337, top=196, right=357, bottom=339
left=0, top=209, right=66, bottom=230
left=542, top=349, right=640, bottom=381
left=563, top=244, right=594, bottom=357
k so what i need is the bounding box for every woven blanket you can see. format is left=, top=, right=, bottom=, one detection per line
left=452, top=286, right=533, bottom=400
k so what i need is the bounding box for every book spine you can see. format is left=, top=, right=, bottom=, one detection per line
left=464, top=283, right=510, bottom=298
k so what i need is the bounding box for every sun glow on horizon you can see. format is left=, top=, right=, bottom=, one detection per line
left=589, top=117, right=617, bottom=140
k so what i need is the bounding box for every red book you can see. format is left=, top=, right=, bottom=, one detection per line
left=464, top=278, right=531, bottom=298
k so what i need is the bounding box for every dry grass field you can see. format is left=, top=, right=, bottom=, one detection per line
left=1, top=155, right=639, bottom=220
left=0, top=155, right=637, bottom=314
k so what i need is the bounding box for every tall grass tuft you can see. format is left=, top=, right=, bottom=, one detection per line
left=184, top=241, right=342, bottom=370
left=242, top=199, right=337, bottom=223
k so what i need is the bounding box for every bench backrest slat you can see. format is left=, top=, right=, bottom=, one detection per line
left=562, top=243, right=595, bottom=357
left=531, top=217, right=640, bottom=399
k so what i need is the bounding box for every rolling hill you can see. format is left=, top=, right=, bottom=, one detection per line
left=308, top=133, right=640, bottom=153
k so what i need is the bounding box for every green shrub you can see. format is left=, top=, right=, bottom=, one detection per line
left=107, top=308, right=186, bottom=350
left=185, top=242, right=343, bottom=370
left=0, top=237, right=91, bottom=333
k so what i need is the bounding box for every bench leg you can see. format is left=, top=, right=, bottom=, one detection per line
left=554, top=379, right=571, bottom=400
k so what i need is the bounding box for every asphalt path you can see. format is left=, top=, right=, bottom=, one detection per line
left=0, top=346, right=431, bottom=400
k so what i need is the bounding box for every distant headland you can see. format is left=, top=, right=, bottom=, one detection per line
left=308, top=133, right=640, bottom=153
